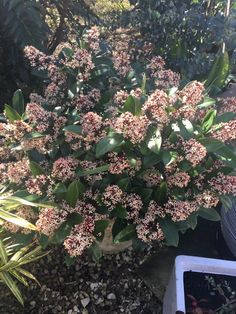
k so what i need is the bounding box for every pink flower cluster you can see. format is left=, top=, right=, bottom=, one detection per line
left=113, top=112, right=150, bottom=144
left=211, top=120, right=236, bottom=142
left=51, top=157, right=79, bottom=182
left=165, top=199, right=197, bottom=222
left=143, top=89, right=169, bottom=124
left=183, top=139, right=207, bottom=167
left=64, top=217, right=95, bottom=257
left=83, top=26, right=100, bottom=54
left=36, top=207, right=67, bottom=236
left=195, top=191, right=219, bottom=208
left=136, top=200, right=165, bottom=243
left=112, top=42, right=132, bottom=77
left=142, top=169, right=162, bottom=187
left=167, top=171, right=191, bottom=188
left=218, top=97, right=236, bottom=115
left=102, top=185, right=123, bottom=210
left=209, top=173, right=236, bottom=196
left=73, top=89, right=101, bottom=111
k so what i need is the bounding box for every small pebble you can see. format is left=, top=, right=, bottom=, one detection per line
left=107, top=293, right=116, bottom=300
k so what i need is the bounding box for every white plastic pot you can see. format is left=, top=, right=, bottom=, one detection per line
left=221, top=199, right=236, bottom=258
left=162, top=255, right=236, bottom=314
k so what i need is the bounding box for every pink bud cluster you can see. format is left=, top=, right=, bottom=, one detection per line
left=113, top=112, right=150, bottom=144
left=209, top=173, right=236, bottom=196
left=183, top=139, right=207, bottom=167
left=211, top=120, right=236, bottom=142
left=51, top=157, right=79, bottom=182
left=64, top=217, right=95, bottom=257
left=143, top=89, right=169, bottom=124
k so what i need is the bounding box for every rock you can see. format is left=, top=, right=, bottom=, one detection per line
left=90, top=282, right=98, bottom=290
left=95, top=297, right=104, bottom=305
left=81, top=297, right=90, bottom=308
left=73, top=305, right=79, bottom=312
left=67, top=310, right=73, bottom=314
left=107, top=293, right=116, bottom=300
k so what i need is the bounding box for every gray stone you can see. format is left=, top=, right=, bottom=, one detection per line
left=107, top=293, right=116, bottom=300
left=81, top=297, right=90, bottom=308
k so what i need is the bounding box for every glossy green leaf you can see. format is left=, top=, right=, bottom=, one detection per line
left=160, top=219, right=179, bottom=247
left=201, top=109, right=216, bottom=132
left=12, top=89, right=24, bottom=115
left=96, top=133, right=123, bottom=158
left=146, top=128, right=162, bottom=154
left=4, top=104, right=21, bottom=121
left=29, top=161, right=45, bottom=176
left=77, top=164, right=109, bottom=177
left=63, top=125, right=82, bottom=134
left=113, top=224, right=136, bottom=243
left=198, top=207, right=220, bottom=221
left=88, top=242, right=102, bottom=263
left=66, top=181, right=80, bottom=207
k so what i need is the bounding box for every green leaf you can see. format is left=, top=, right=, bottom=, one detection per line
left=4, top=104, right=21, bottom=121
left=12, top=89, right=24, bottom=115
left=154, top=182, right=168, bottom=204
left=198, top=207, right=220, bottom=221
left=111, top=206, right=127, bottom=219
left=66, top=181, right=80, bottom=207
left=199, top=138, right=224, bottom=152
left=186, top=212, right=198, bottom=230
left=123, top=95, right=142, bottom=116
left=132, top=236, right=148, bottom=252
left=113, top=224, right=136, bottom=243
left=117, top=178, right=130, bottom=190
left=146, top=128, right=162, bottom=154
left=94, top=220, right=109, bottom=237
left=201, top=109, right=217, bottom=132
left=64, top=254, right=76, bottom=267
left=39, top=234, right=49, bottom=249
left=0, top=239, right=8, bottom=264
left=133, top=188, right=153, bottom=202
left=197, top=97, right=216, bottom=109
left=77, top=165, right=109, bottom=177
left=52, top=221, right=73, bottom=244
left=63, top=125, right=82, bottom=134
left=96, top=133, right=123, bottom=158
left=215, top=112, right=236, bottom=124
left=0, top=272, right=24, bottom=305
left=88, top=242, right=102, bottom=263
left=112, top=218, right=127, bottom=239
left=159, top=219, right=179, bottom=247
left=0, top=209, right=37, bottom=230
left=143, top=153, right=161, bottom=168
left=53, top=183, right=67, bottom=199
left=29, top=161, right=45, bottom=176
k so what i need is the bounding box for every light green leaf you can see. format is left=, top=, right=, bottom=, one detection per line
left=4, top=104, right=21, bottom=121
left=0, top=272, right=24, bottom=305
left=146, top=128, right=162, bottom=154
left=0, top=209, right=37, bottom=230
left=29, top=161, right=45, bottom=176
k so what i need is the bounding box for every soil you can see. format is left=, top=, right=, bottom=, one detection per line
left=0, top=246, right=162, bottom=314
left=184, top=271, right=236, bottom=313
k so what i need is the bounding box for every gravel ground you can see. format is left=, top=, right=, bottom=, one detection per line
left=0, top=246, right=162, bottom=314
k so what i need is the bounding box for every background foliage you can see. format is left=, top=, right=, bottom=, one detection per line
left=126, top=0, right=236, bottom=81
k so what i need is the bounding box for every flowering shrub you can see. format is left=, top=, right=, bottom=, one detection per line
left=0, top=27, right=236, bottom=262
